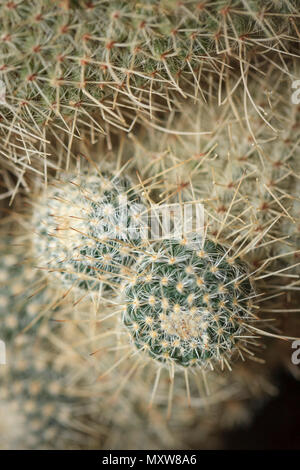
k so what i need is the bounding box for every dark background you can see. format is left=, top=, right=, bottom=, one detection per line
left=224, top=370, right=300, bottom=449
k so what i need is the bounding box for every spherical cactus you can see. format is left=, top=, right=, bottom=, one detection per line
left=0, top=352, right=97, bottom=449
left=123, top=238, right=255, bottom=369
left=32, top=168, right=146, bottom=295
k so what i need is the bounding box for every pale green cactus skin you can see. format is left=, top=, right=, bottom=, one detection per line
left=0, top=0, right=299, bottom=204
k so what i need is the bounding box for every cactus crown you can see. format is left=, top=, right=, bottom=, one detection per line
left=123, top=238, right=254, bottom=368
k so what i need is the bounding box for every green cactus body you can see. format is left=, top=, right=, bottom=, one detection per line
left=123, top=238, right=255, bottom=368
left=32, top=168, right=146, bottom=294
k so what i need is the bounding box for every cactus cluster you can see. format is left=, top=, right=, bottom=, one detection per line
left=0, top=246, right=56, bottom=342
left=0, top=225, right=286, bottom=449
left=0, top=0, right=299, bottom=452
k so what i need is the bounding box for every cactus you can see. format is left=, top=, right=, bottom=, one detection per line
left=0, top=234, right=242, bottom=450
left=131, top=66, right=300, bottom=275
left=0, top=239, right=99, bottom=449
left=0, top=0, right=299, bottom=175
left=31, top=167, right=146, bottom=295
left=0, top=1, right=299, bottom=448
left=1, top=177, right=298, bottom=449
left=0, top=352, right=91, bottom=449
left=123, top=237, right=255, bottom=369
left=0, top=244, right=58, bottom=342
